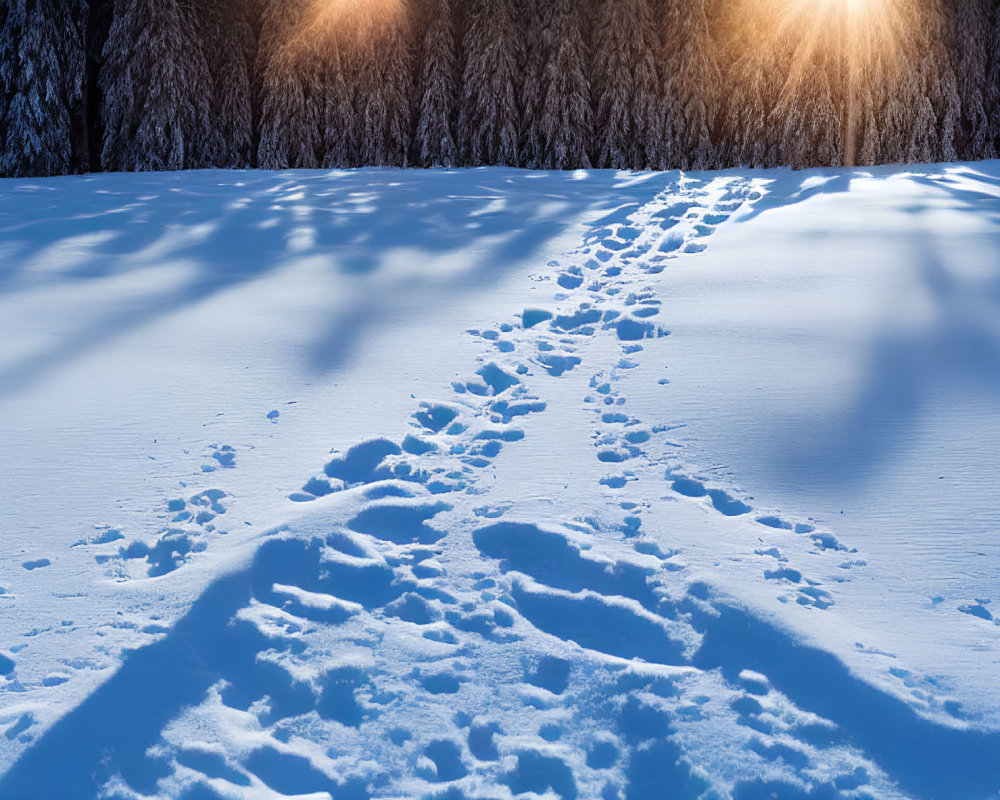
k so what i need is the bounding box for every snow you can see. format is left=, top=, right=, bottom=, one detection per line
left=1, top=163, right=999, bottom=800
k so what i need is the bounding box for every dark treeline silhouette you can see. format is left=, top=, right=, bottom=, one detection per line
left=1, top=0, right=999, bottom=177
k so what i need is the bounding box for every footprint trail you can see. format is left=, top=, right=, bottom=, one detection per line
left=7, top=173, right=1000, bottom=800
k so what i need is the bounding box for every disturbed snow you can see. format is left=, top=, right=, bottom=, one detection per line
left=1, top=164, right=999, bottom=800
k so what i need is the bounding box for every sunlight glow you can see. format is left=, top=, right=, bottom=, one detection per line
left=271, top=0, right=403, bottom=69
left=720, top=0, right=931, bottom=166
left=302, top=0, right=402, bottom=46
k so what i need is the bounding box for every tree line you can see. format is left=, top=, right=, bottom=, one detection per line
left=2, top=0, right=999, bottom=178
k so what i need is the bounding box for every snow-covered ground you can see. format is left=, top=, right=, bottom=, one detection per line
left=1, top=163, right=998, bottom=800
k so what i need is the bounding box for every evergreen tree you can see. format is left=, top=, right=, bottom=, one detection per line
left=856, top=101, right=881, bottom=167
left=458, top=0, right=521, bottom=166
left=99, top=0, right=213, bottom=171
left=907, top=95, right=940, bottom=163
left=320, top=44, right=358, bottom=168
left=922, top=4, right=959, bottom=162
left=590, top=0, right=661, bottom=169
left=355, top=3, right=414, bottom=167
left=0, top=0, right=87, bottom=177
left=942, top=0, right=993, bottom=159
left=257, top=0, right=321, bottom=169
left=984, top=1, right=1000, bottom=156
left=721, top=25, right=791, bottom=168
left=197, top=0, right=258, bottom=168
left=536, top=0, right=591, bottom=169
left=659, top=0, right=717, bottom=169
left=415, top=0, right=459, bottom=167
left=777, top=53, right=842, bottom=168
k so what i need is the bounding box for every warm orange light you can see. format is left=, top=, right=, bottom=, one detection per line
left=270, top=0, right=404, bottom=69
left=718, top=0, right=930, bottom=166
left=305, top=0, right=401, bottom=35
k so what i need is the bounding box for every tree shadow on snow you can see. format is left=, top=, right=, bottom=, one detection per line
left=5, top=544, right=1000, bottom=798
left=0, top=167, right=669, bottom=397
left=0, top=534, right=393, bottom=800
left=726, top=161, right=1000, bottom=486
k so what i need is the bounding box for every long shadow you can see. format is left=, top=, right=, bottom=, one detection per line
left=8, top=535, right=1000, bottom=799
left=0, top=571, right=256, bottom=800
left=724, top=162, right=1000, bottom=486
left=0, top=168, right=670, bottom=398
left=692, top=598, right=1000, bottom=799
left=0, top=535, right=367, bottom=800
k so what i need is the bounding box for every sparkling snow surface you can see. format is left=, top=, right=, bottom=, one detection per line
left=1, top=164, right=999, bottom=800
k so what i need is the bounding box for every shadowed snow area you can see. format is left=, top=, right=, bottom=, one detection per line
left=1, top=164, right=999, bottom=800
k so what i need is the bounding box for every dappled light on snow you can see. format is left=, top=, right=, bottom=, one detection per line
left=3, top=163, right=1000, bottom=799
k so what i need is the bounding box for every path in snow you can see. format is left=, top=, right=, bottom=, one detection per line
left=2, top=168, right=1000, bottom=800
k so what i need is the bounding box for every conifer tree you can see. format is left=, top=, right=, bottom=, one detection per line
left=257, top=0, right=322, bottom=169
left=197, top=0, right=258, bottom=168
left=99, top=0, right=213, bottom=171
left=415, top=0, right=459, bottom=167
left=0, top=0, right=87, bottom=177
left=659, top=0, right=717, bottom=169
left=719, top=20, right=791, bottom=168
left=941, top=0, right=992, bottom=159
left=536, top=0, right=591, bottom=169
left=856, top=101, right=882, bottom=167
left=355, top=3, right=413, bottom=167
left=320, top=45, right=358, bottom=168
left=922, top=5, right=959, bottom=162
left=777, top=54, right=842, bottom=169
left=907, top=95, right=940, bottom=163
left=458, top=0, right=522, bottom=166
left=983, top=1, right=1000, bottom=157
left=518, top=0, right=547, bottom=168
left=590, top=0, right=661, bottom=170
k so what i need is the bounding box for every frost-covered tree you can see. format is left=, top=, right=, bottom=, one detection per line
left=99, top=0, right=213, bottom=171
left=415, top=0, right=459, bottom=166
left=517, top=0, right=547, bottom=168
left=355, top=3, right=414, bottom=167
left=257, top=0, right=322, bottom=168
left=778, top=53, right=842, bottom=169
left=310, top=0, right=413, bottom=168
left=907, top=95, right=940, bottom=163
left=458, top=0, right=522, bottom=166
left=715, top=9, right=791, bottom=169
left=0, top=0, right=87, bottom=177
left=941, top=0, right=993, bottom=159
left=534, top=0, right=591, bottom=169
left=658, top=0, right=717, bottom=169
left=320, top=45, right=358, bottom=168
left=989, top=3, right=1000, bottom=157
left=196, top=0, right=258, bottom=168
left=590, top=0, right=661, bottom=169
left=856, top=100, right=882, bottom=167
left=921, top=4, right=959, bottom=162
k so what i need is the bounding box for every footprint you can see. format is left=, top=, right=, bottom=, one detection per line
left=205, top=444, right=236, bottom=471
left=538, top=354, right=581, bottom=377
left=668, top=476, right=751, bottom=516
left=347, top=502, right=450, bottom=545
left=504, top=749, right=577, bottom=800
left=420, top=740, right=468, bottom=782
left=414, top=403, right=459, bottom=433
left=959, top=602, right=994, bottom=622
left=324, top=438, right=401, bottom=486
left=522, top=309, right=553, bottom=329
left=0, top=653, right=14, bottom=676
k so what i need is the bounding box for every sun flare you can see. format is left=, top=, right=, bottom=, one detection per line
left=269, top=0, right=404, bottom=68
left=718, top=0, right=933, bottom=166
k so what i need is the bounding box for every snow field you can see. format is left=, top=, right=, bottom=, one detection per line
left=1, top=164, right=1000, bottom=800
